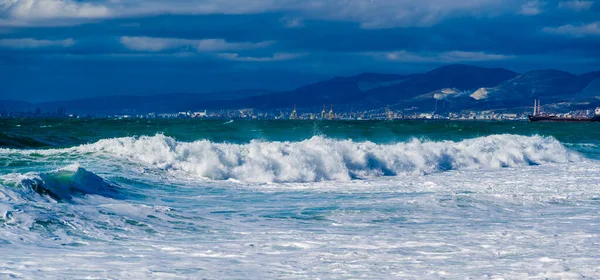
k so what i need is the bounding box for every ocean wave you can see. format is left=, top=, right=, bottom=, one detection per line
left=0, top=134, right=582, bottom=183
left=77, top=134, right=579, bottom=183
left=1, top=164, right=121, bottom=201
left=0, top=132, right=51, bottom=149
left=0, top=165, right=162, bottom=245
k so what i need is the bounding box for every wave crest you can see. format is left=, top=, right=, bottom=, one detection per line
left=9, top=165, right=121, bottom=201
left=88, top=134, right=579, bottom=183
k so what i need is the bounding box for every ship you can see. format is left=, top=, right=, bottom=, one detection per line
left=528, top=99, right=600, bottom=122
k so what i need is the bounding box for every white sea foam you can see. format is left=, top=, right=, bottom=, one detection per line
left=0, top=134, right=582, bottom=183
left=3, top=129, right=600, bottom=279
left=1, top=161, right=600, bottom=279
left=1, top=142, right=600, bottom=278
left=86, top=134, right=580, bottom=182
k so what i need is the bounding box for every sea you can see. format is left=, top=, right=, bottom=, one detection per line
left=1, top=119, right=599, bottom=279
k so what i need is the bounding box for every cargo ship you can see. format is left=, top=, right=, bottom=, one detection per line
left=528, top=100, right=600, bottom=122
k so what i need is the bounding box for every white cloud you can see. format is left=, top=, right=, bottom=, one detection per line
left=384, top=51, right=430, bottom=62
left=0, top=37, right=74, bottom=48
left=440, top=51, right=511, bottom=62
left=471, top=88, right=490, bottom=100
left=301, top=0, right=513, bottom=29
left=518, top=1, right=544, bottom=15
left=196, top=39, right=272, bottom=51
left=120, top=22, right=140, bottom=28
left=558, top=1, right=593, bottom=11
left=0, top=0, right=527, bottom=28
left=280, top=16, right=304, bottom=28
left=0, top=0, right=279, bottom=26
left=218, top=52, right=303, bottom=62
left=374, top=50, right=512, bottom=63
left=1, top=0, right=109, bottom=24
left=543, top=22, right=600, bottom=37
left=120, top=36, right=273, bottom=52
left=120, top=36, right=192, bottom=52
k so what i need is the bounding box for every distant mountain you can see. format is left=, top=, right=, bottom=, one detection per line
left=228, top=64, right=519, bottom=110
left=579, top=70, right=600, bottom=98
left=362, top=64, right=519, bottom=106
left=228, top=73, right=407, bottom=109
left=485, top=70, right=581, bottom=101
left=0, top=100, right=34, bottom=112
left=2, top=64, right=600, bottom=115
left=454, top=69, right=600, bottom=111
left=580, top=70, right=600, bottom=82
left=33, top=90, right=271, bottom=115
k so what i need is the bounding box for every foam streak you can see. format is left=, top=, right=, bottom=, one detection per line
left=83, top=134, right=579, bottom=183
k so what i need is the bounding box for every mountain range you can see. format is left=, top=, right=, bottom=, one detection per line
left=2, top=64, right=600, bottom=115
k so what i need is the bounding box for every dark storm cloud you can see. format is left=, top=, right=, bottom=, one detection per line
left=0, top=0, right=598, bottom=101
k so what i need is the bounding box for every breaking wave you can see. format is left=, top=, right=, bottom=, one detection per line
left=1, top=164, right=120, bottom=202
left=0, top=134, right=582, bottom=183
left=78, top=134, right=580, bottom=183
left=0, top=165, right=158, bottom=244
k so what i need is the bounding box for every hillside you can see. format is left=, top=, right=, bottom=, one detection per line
left=3, top=64, right=600, bottom=115
left=362, top=64, right=519, bottom=106
left=229, top=73, right=407, bottom=109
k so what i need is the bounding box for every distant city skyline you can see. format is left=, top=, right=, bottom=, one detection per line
left=1, top=0, right=599, bottom=102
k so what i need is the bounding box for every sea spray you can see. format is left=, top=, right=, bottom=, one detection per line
left=2, top=121, right=600, bottom=279
left=0, top=134, right=575, bottom=183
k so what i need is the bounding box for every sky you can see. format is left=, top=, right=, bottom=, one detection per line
left=0, top=0, right=599, bottom=102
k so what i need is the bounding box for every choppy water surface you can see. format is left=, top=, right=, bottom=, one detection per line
left=1, top=119, right=599, bottom=279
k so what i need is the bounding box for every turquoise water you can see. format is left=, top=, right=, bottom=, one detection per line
left=1, top=119, right=600, bottom=278
left=3, top=119, right=600, bottom=151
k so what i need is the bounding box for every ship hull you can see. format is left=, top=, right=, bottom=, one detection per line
left=528, top=115, right=600, bottom=122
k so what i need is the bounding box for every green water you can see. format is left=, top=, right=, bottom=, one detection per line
left=2, top=118, right=600, bottom=279
left=2, top=119, right=599, bottom=149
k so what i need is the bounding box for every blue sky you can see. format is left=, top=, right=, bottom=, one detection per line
left=1, top=0, right=599, bottom=102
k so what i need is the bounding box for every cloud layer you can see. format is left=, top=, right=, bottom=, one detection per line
left=558, top=1, right=594, bottom=11
left=218, top=52, right=303, bottom=62
left=0, top=37, right=74, bottom=48
left=374, top=50, right=513, bottom=63
left=120, top=37, right=273, bottom=52
left=0, top=0, right=552, bottom=28
left=0, top=0, right=598, bottom=101
left=543, top=22, right=600, bottom=37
